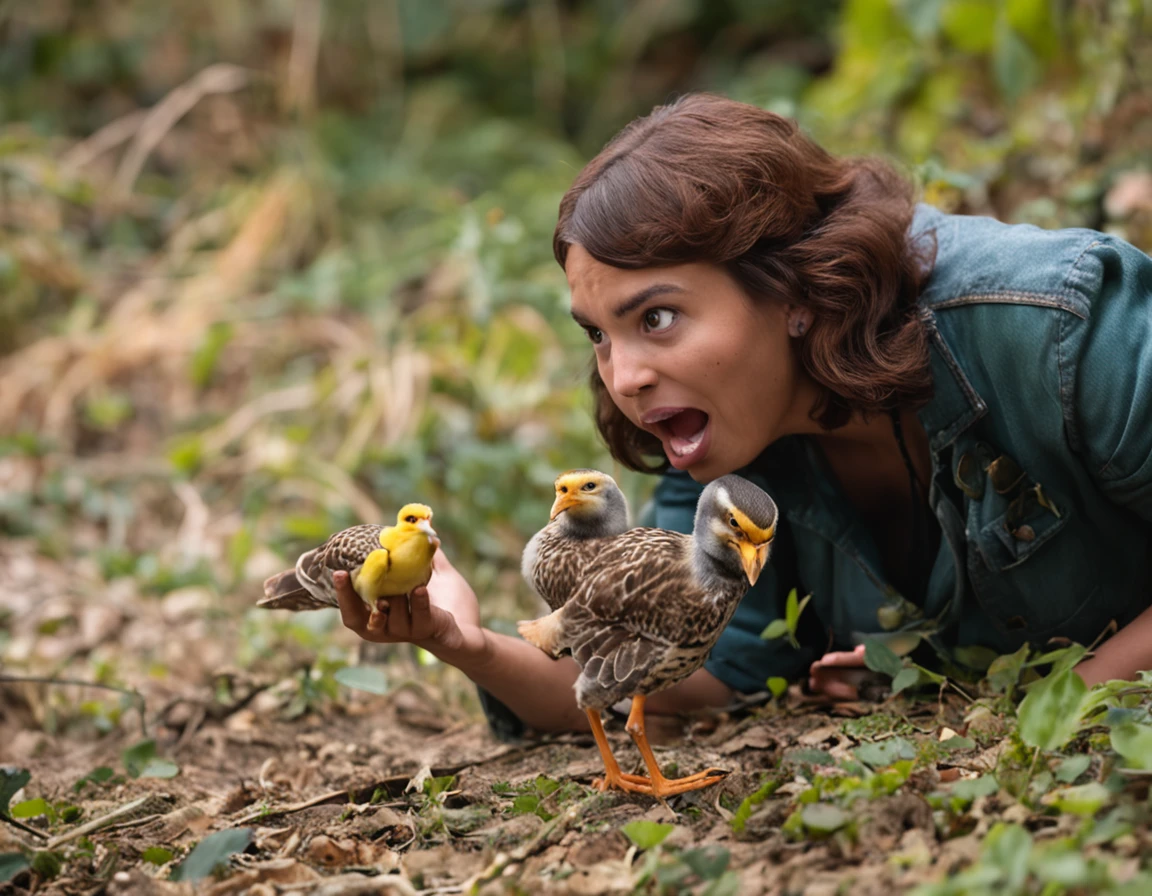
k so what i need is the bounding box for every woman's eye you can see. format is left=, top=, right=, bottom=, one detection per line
left=643, top=308, right=676, bottom=332
left=582, top=482, right=596, bottom=491
left=585, top=326, right=603, bottom=345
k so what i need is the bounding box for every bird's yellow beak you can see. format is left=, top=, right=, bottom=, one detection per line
left=550, top=492, right=583, bottom=521
left=738, top=537, right=772, bottom=586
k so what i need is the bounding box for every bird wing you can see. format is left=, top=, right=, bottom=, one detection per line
left=291, top=524, right=386, bottom=607
left=552, top=527, right=743, bottom=709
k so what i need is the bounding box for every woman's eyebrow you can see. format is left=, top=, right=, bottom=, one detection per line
left=612, top=283, right=683, bottom=318
left=571, top=283, right=684, bottom=326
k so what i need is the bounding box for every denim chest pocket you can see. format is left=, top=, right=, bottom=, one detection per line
left=956, top=442, right=1103, bottom=639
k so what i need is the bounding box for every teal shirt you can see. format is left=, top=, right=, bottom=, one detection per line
left=652, top=205, right=1152, bottom=694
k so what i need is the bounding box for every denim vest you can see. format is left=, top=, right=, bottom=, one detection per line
left=652, top=205, right=1152, bottom=693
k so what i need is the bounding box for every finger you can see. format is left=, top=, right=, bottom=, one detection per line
left=408, top=589, right=433, bottom=640
left=431, top=550, right=453, bottom=572
left=818, top=650, right=869, bottom=668
left=335, top=572, right=369, bottom=631
left=387, top=596, right=413, bottom=640
left=366, top=603, right=389, bottom=635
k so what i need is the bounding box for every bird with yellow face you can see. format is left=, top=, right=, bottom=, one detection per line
left=260, top=503, right=440, bottom=611
left=521, top=469, right=631, bottom=610
left=518, top=472, right=777, bottom=799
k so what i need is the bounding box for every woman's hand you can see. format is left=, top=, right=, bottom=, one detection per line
left=336, top=550, right=486, bottom=659
left=807, top=644, right=869, bottom=700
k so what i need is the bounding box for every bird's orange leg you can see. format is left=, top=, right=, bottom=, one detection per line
left=624, top=696, right=729, bottom=797
left=586, top=710, right=653, bottom=794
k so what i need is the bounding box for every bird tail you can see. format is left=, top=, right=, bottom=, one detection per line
left=517, top=608, right=566, bottom=657
left=258, top=569, right=330, bottom=611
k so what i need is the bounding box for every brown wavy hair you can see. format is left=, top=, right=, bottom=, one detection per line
left=554, top=93, right=935, bottom=472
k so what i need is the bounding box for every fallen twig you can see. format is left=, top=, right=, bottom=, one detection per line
left=0, top=675, right=147, bottom=738
left=46, top=794, right=167, bottom=849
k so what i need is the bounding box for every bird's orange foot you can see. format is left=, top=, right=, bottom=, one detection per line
left=592, top=770, right=654, bottom=794
left=645, top=767, right=729, bottom=798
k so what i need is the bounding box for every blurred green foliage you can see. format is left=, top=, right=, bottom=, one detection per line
left=0, top=0, right=1149, bottom=669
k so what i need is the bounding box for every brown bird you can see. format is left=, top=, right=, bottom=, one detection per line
left=518, top=473, right=776, bottom=798
left=259, top=504, right=439, bottom=611
left=521, top=469, right=631, bottom=610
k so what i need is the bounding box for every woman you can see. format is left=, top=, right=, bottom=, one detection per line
left=336, top=93, right=1152, bottom=732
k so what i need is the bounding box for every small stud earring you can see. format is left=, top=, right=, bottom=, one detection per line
left=795, top=320, right=806, bottom=336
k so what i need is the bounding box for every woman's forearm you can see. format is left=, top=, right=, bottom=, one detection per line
left=429, top=628, right=590, bottom=733
left=426, top=626, right=736, bottom=733
left=1075, top=602, right=1152, bottom=687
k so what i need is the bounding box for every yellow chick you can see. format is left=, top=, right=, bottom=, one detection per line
left=259, top=503, right=440, bottom=611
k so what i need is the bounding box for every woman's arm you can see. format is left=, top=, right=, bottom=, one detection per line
left=335, top=552, right=733, bottom=733
left=1075, top=603, right=1152, bottom=687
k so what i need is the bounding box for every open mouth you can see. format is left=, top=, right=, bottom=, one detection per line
left=643, top=408, right=711, bottom=466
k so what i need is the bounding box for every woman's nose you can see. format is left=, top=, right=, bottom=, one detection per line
left=609, top=345, right=658, bottom=397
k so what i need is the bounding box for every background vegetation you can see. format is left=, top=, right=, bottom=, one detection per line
left=2, top=1, right=1152, bottom=892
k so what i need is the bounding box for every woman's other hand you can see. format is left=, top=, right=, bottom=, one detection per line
left=807, top=644, right=869, bottom=700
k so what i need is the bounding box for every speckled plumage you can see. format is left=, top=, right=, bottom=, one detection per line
left=259, top=505, right=438, bottom=610
left=520, top=474, right=778, bottom=711
left=531, top=527, right=748, bottom=710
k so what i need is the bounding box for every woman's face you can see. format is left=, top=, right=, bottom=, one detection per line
left=565, top=244, right=817, bottom=482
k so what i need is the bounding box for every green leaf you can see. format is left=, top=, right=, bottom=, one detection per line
left=122, top=739, right=159, bottom=778
left=679, top=845, right=730, bottom=880
left=621, top=820, right=675, bottom=850
left=863, top=638, right=904, bottom=679
left=1017, top=667, right=1089, bottom=751
left=73, top=767, right=115, bottom=792
left=511, top=794, right=540, bottom=816
left=10, top=798, right=49, bottom=819
left=984, top=823, right=1032, bottom=890
left=759, top=619, right=789, bottom=641
left=1055, top=754, right=1092, bottom=784
left=1042, top=782, right=1112, bottom=817
left=949, top=774, right=999, bottom=802
left=800, top=802, right=849, bottom=834
left=992, top=19, right=1042, bottom=103
left=1110, top=722, right=1152, bottom=770
left=854, top=737, right=917, bottom=768
left=940, top=736, right=976, bottom=751
left=783, top=748, right=835, bottom=766
left=30, top=850, right=62, bottom=879
left=142, top=846, right=174, bottom=865
left=169, top=829, right=253, bottom=882
left=0, top=768, right=30, bottom=814
left=137, top=759, right=180, bottom=779
left=986, top=643, right=1030, bottom=695
left=766, top=677, right=788, bottom=699
left=333, top=665, right=390, bottom=695
left=940, top=0, right=997, bottom=53
left=0, top=853, right=29, bottom=883
left=890, top=667, right=922, bottom=695
left=730, top=779, right=779, bottom=834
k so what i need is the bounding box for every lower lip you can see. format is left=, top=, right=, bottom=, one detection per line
left=664, top=422, right=712, bottom=470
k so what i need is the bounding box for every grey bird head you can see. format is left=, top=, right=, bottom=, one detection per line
left=548, top=469, right=630, bottom=538
left=693, top=474, right=778, bottom=585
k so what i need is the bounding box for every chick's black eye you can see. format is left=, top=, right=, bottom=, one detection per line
left=559, top=486, right=568, bottom=493
left=583, top=482, right=596, bottom=491
left=729, top=517, right=739, bottom=528
left=406, top=515, right=417, bottom=523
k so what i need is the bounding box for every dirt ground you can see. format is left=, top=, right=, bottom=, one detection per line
left=3, top=537, right=1150, bottom=896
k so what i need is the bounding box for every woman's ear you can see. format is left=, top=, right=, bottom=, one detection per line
left=786, top=305, right=814, bottom=338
